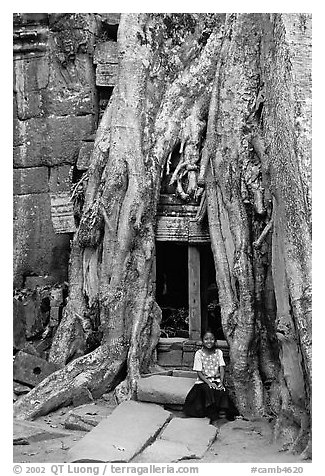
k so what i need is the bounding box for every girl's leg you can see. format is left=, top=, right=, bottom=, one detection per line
left=206, top=404, right=219, bottom=421
left=214, top=389, right=240, bottom=420
left=183, top=384, right=207, bottom=418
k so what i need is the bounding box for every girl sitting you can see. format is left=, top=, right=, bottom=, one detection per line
left=183, top=328, right=240, bottom=424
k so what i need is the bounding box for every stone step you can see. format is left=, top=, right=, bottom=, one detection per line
left=135, top=417, right=217, bottom=463
left=137, top=375, right=196, bottom=405
left=172, top=370, right=197, bottom=379
left=67, top=401, right=171, bottom=463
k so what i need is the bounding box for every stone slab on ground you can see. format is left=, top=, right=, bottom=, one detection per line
left=134, top=440, right=195, bottom=463
left=67, top=401, right=171, bottom=463
left=136, top=417, right=217, bottom=462
left=137, top=375, right=196, bottom=405
left=14, top=420, right=72, bottom=445
left=64, top=403, right=116, bottom=432
left=162, top=417, right=217, bottom=458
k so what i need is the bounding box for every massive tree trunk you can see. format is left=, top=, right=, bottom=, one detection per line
left=14, top=12, right=311, bottom=458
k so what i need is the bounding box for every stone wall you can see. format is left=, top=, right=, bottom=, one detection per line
left=13, top=13, right=120, bottom=288
left=157, top=338, right=230, bottom=369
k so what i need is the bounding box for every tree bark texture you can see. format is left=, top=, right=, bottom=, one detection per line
left=14, top=12, right=311, bottom=458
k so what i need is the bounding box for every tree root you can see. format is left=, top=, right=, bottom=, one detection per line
left=13, top=344, right=127, bottom=420
left=300, top=434, right=312, bottom=460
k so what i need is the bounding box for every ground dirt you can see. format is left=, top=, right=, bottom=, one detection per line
left=13, top=401, right=310, bottom=464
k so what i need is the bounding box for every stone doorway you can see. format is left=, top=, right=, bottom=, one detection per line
left=155, top=242, right=224, bottom=341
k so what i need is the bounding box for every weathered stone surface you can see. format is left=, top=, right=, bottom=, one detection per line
left=76, top=141, right=94, bottom=170
left=14, top=13, right=49, bottom=27
left=24, top=276, right=56, bottom=289
left=13, top=295, right=43, bottom=341
left=14, top=115, right=95, bottom=168
left=49, top=167, right=76, bottom=232
left=156, top=216, right=189, bottom=242
left=141, top=370, right=172, bottom=379
left=13, top=299, right=27, bottom=349
left=183, top=341, right=198, bottom=352
left=49, top=192, right=76, bottom=233
left=13, top=167, right=49, bottom=195
left=13, top=55, right=49, bottom=120
left=67, top=401, right=171, bottom=463
left=50, top=287, right=64, bottom=305
left=170, top=340, right=186, bottom=350
left=161, top=417, right=217, bottom=458
left=21, top=343, right=40, bottom=357
left=137, top=376, right=195, bottom=405
left=182, top=351, right=195, bottom=367
left=49, top=165, right=72, bottom=193
left=100, top=13, right=120, bottom=25
left=157, top=349, right=183, bottom=367
left=136, top=417, right=216, bottom=462
left=94, top=41, right=118, bottom=64
left=13, top=420, right=71, bottom=445
left=13, top=351, right=59, bottom=387
left=13, top=194, right=71, bottom=287
left=49, top=306, right=60, bottom=326
left=50, top=192, right=76, bottom=233
left=135, top=439, right=195, bottom=463
left=96, top=63, right=118, bottom=87
left=158, top=337, right=186, bottom=350
left=172, top=370, right=197, bottom=379
left=65, top=403, right=116, bottom=432
left=42, top=86, right=96, bottom=117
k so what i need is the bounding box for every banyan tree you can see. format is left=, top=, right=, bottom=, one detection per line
left=14, top=13, right=312, bottom=458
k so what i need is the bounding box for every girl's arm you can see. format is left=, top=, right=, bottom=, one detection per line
left=220, top=365, right=225, bottom=383
left=197, top=371, right=218, bottom=389
left=219, top=366, right=225, bottom=389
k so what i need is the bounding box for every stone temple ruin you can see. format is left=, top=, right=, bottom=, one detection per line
left=13, top=13, right=229, bottom=393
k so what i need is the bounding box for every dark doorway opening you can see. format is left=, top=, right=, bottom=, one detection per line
left=155, top=242, right=224, bottom=341
left=156, top=242, right=189, bottom=338
left=200, top=245, right=224, bottom=340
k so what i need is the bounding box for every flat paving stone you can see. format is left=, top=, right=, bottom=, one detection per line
left=162, top=417, right=217, bottom=458
left=137, top=375, right=196, bottom=405
left=67, top=401, right=171, bottom=463
left=13, top=420, right=72, bottom=445
left=136, top=417, right=217, bottom=462
left=134, top=439, right=195, bottom=463
left=64, top=403, right=116, bottom=431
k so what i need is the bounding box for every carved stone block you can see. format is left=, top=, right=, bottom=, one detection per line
left=13, top=351, right=59, bottom=387
left=96, top=63, right=118, bottom=87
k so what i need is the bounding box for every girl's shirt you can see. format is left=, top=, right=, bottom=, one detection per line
left=193, top=348, right=225, bottom=383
